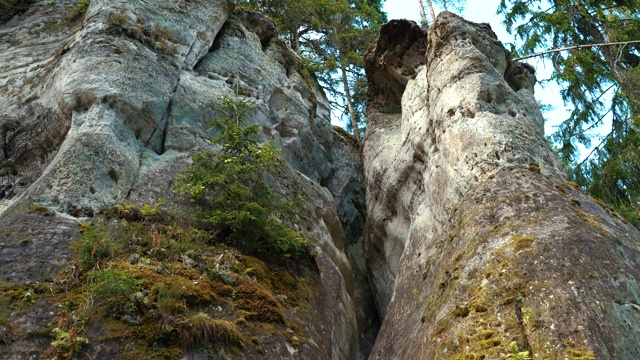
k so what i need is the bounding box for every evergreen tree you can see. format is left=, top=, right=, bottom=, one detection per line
left=310, top=0, right=385, bottom=140
left=175, top=96, right=307, bottom=258
left=241, top=0, right=320, bottom=54
left=240, top=0, right=386, bottom=142
left=499, top=0, right=640, bottom=225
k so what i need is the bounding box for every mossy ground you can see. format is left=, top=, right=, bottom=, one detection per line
left=1, top=203, right=320, bottom=359
left=26, top=203, right=55, bottom=216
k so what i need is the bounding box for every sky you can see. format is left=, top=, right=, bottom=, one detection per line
left=381, top=0, right=576, bottom=139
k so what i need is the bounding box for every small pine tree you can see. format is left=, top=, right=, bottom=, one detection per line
left=175, top=96, right=307, bottom=259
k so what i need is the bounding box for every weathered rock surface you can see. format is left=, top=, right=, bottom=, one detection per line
left=9, top=2, right=638, bottom=359
left=0, top=1, right=368, bottom=359
left=362, top=19, right=428, bottom=316
left=364, top=13, right=640, bottom=359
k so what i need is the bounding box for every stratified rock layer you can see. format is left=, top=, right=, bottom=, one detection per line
left=0, top=1, right=368, bottom=358
left=364, top=13, right=640, bottom=359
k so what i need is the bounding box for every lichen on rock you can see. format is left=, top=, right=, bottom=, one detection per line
left=0, top=1, right=367, bottom=359
left=364, top=11, right=640, bottom=360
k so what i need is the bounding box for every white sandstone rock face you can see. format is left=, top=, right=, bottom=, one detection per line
left=0, top=2, right=364, bottom=359
left=0, top=0, right=235, bottom=210
left=363, top=13, right=564, bottom=319
left=0, top=0, right=335, bottom=212
left=364, top=13, right=640, bottom=359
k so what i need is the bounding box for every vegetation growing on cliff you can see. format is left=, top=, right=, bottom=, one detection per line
left=67, top=0, right=89, bottom=22
left=239, top=0, right=386, bottom=140
left=0, top=202, right=319, bottom=359
left=34, top=97, right=320, bottom=358
left=0, top=0, right=34, bottom=24
left=175, top=96, right=309, bottom=260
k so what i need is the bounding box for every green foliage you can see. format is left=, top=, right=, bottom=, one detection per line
left=239, top=0, right=386, bottom=139
left=105, top=200, right=166, bottom=222
left=155, top=278, right=186, bottom=316
left=508, top=341, right=531, bottom=360
left=90, top=268, right=144, bottom=313
left=67, top=0, right=90, bottom=22
left=49, top=310, right=89, bottom=359
left=0, top=0, right=34, bottom=24
left=499, top=0, right=640, bottom=226
left=56, top=202, right=314, bottom=357
left=175, top=96, right=308, bottom=260
left=304, top=0, right=386, bottom=139
left=51, top=327, right=89, bottom=358
left=263, top=217, right=308, bottom=257
left=70, top=223, right=115, bottom=268
left=106, top=10, right=128, bottom=26
left=520, top=307, right=532, bottom=326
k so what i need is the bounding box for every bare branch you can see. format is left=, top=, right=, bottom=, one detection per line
left=514, top=40, right=640, bottom=61
left=575, top=132, right=611, bottom=170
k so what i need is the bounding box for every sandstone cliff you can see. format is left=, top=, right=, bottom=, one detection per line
left=0, top=1, right=369, bottom=359
left=364, top=13, right=640, bottom=359
left=3, top=1, right=640, bottom=359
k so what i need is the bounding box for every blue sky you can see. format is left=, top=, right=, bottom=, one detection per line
left=382, top=0, right=575, bottom=138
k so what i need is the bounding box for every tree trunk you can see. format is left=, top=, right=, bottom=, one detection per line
left=340, top=60, right=360, bottom=142
left=417, top=0, right=428, bottom=26
left=363, top=13, right=640, bottom=359
left=426, top=0, right=437, bottom=23
left=289, top=30, right=299, bottom=54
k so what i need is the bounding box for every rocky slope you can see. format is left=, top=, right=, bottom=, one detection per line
left=364, top=13, right=640, bottom=359
left=0, top=1, right=370, bottom=359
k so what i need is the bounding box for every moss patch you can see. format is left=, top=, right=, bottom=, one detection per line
left=568, top=348, right=597, bottom=359
left=453, top=305, right=470, bottom=318
left=178, top=313, right=244, bottom=350
left=66, top=0, right=90, bottom=22
left=235, top=278, right=284, bottom=323
left=575, top=209, right=608, bottom=235
left=20, top=202, right=321, bottom=358
left=512, top=234, right=536, bottom=251
left=26, top=204, right=54, bottom=216
left=527, top=163, right=540, bottom=173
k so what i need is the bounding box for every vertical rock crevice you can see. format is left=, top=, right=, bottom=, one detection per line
left=363, top=18, right=428, bottom=318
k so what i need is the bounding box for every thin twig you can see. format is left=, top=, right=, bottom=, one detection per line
left=514, top=40, right=640, bottom=61
left=559, top=83, right=617, bottom=135
left=575, top=132, right=612, bottom=170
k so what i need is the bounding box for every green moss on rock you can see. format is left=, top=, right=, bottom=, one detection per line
left=12, top=202, right=322, bottom=358
left=234, top=278, right=285, bottom=323
left=568, top=348, right=597, bottom=359
left=26, top=204, right=54, bottom=216
left=453, top=305, right=470, bottom=318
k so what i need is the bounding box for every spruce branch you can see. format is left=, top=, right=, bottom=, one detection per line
left=514, top=40, right=640, bottom=61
